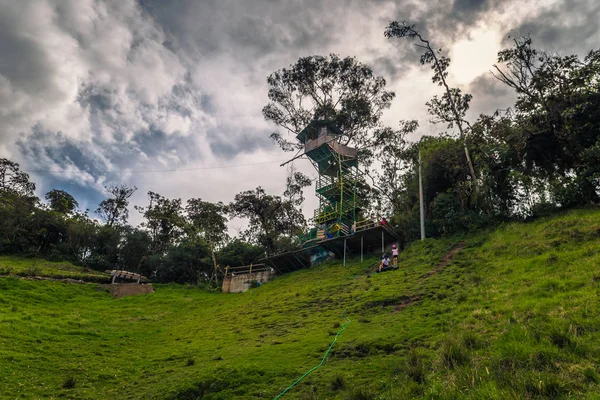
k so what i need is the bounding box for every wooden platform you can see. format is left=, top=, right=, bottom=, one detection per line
left=259, top=223, right=399, bottom=274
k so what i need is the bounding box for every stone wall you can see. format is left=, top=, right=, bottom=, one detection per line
left=222, top=270, right=275, bottom=293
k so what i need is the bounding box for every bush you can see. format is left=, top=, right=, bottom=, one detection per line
left=62, top=377, right=76, bottom=389
left=344, top=386, right=374, bottom=400
left=330, top=373, right=346, bottom=391
left=584, top=368, right=599, bottom=383
left=406, top=348, right=426, bottom=383
left=439, top=336, right=470, bottom=369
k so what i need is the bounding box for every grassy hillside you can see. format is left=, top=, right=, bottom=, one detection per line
left=1, top=208, right=600, bottom=399
left=0, top=255, right=107, bottom=282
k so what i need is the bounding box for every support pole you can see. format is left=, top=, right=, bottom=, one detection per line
left=381, top=230, right=384, bottom=253
left=343, top=238, right=347, bottom=266
left=361, top=235, right=363, bottom=263
left=419, top=149, right=426, bottom=241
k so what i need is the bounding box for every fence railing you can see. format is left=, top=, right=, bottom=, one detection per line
left=224, top=263, right=270, bottom=277
left=354, top=219, right=381, bottom=233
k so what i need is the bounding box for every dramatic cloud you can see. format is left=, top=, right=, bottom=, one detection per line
left=0, top=0, right=598, bottom=227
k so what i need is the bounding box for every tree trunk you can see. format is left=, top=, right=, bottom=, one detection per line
left=210, top=240, right=219, bottom=287
left=421, top=36, right=480, bottom=200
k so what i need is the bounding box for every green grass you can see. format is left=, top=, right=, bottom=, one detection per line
left=0, top=256, right=107, bottom=282
left=1, top=208, right=600, bottom=399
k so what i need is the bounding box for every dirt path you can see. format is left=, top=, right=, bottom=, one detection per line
left=394, top=242, right=466, bottom=312
left=422, top=242, right=466, bottom=279
left=101, top=283, right=155, bottom=298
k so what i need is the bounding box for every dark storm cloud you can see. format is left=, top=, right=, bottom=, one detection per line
left=140, top=0, right=346, bottom=57
left=0, top=4, right=64, bottom=100
left=510, top=0, right=600, bottom=54
left=466, top=73, right=516, bottom=117
left=469, top=73, right=509, bottom=99
left=3, top=0, right=600, bottom=213
left=452, top=0, right=494, bottom=17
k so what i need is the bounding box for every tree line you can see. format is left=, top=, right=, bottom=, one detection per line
left=264, top=23, right=600, bottom=244
left=1, top=22, right=599, bottom=284
left=0, top=159, right=309, bottom=284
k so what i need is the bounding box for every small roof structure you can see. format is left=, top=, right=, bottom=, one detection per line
left=295, top=120, right=343, bottom=143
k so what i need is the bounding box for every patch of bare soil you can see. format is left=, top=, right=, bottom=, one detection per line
left=394, top=295, right=422, bottom=312
left=102, top=283, right=155, bottom=298
left=421, top=242, right=466, bottom=279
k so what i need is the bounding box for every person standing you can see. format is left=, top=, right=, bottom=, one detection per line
left=392, top=244, right=399, bottom=266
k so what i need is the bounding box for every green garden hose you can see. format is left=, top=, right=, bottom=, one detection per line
left=273, top=282, right=379, bottom=399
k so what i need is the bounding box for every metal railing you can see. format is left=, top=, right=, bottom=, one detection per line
left=223, top=263, right=269, bottom=277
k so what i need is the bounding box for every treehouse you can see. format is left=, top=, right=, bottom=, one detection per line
left=259, top=120, right=399, bottom=272
left=296, top=120, right=362, bottom=235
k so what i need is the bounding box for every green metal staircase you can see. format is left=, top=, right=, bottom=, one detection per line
left=295, top=120, right=365, bottom=240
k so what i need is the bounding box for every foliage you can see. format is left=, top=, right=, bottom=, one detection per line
left=45, top=189, right=79, bottom=215
left=367, top=120, right=416, bottom=215
left=185, top=199, right=229, bottom=247
left=96, top=185, right=136, bottom=226
left=216, top=239, right=265, bottom=268
left=385, top=21, right=478, bottom=199
left=135, top=191, right=186, bottom=255
left=283, top=166, right=312, bottom=207
left=263, top=54, right=395, bottom=153
left=229, top=186, right=305, bottom=254
left=0, top=158, right=35, bottom=197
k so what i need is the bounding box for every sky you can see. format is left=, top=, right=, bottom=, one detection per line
left=0, top=0, right=599, bottom=231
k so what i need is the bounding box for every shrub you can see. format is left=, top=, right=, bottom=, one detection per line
left=462, top=331, right=484, bottom=350
left=344, top=386, right=374, bottom=400
left=406, top=348, right=426, bottom=383
left=584, top=368, right=599, bottom=383
left=330, top=373, right=346, bottom=391
left=62, top=377, right=76, bottom=389
left=439, top=336, right=470, bottom=369
left=549, top=330, right=573, bottom=349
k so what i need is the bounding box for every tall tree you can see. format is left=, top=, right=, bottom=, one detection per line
left=0, top=158, right=35, bottom=197
left=65, top=212, right=97, bottom=266
left=385, top=22, right=479, bottom=198
left=96, top=185, right=137, bottom=226
left=368, top=120, right=417, bottom=215
left=283, top=166, right=312, bottom=206
left=186, top=199, right=229, bottom=284
left=263, top=54, right=395, bottom=152
left=491, top=36, right=600, bottom=206
left=45, top=189, right=78, bottom=215
left=119, top=228, right=152, bottom=273
left=135, top=191, right=185, bottom=254
left=229, top=187, right=305, bottom=254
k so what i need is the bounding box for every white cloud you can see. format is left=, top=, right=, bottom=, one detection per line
left=1, top=0, right=597, bottom=232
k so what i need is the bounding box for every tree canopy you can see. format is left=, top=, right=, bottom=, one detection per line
left=263, top=54, right=395, bottom=152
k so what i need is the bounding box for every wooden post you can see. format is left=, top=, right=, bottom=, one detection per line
left=361, top=235, right=363, bottom=263
left=111, top=272, right=116, bottom=284
left=225, top=265, right=229, bottom=277
left=343, top=238, right=347, bottom=266
left=249, top=263, right=253, bottom=274
left=419, top=149, right=425, bottom=240
left=381, top=231, right=384, bottom=253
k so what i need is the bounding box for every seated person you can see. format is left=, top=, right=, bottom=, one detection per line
left=379, top=254, right=391, bottom=271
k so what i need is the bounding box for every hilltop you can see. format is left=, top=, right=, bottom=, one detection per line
left=1, top=208, right=599, bottom=399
